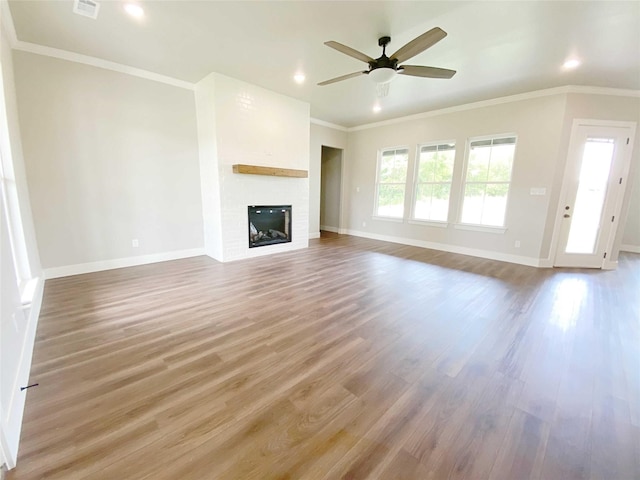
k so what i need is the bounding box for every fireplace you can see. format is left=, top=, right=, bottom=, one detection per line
left=248, top=205, right=292, bottom=248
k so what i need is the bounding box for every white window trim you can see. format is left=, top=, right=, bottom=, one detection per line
left=410, top=140, right=456, bottom=223
left=457, top=133, right=518, bottom=228
left=454, top=223, right=507, bottom=234
left=408, top=219, right=448, bottom=228
left=373, top=145, right=411, bottom=220
left=372, top=215, right=404, bottom=223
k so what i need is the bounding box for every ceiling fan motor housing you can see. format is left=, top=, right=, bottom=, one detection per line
left=368, top=36, right=398, bottom=83
left=372, top=36, right=397, bottom=67
left=368, top=55, right=397, bottom=71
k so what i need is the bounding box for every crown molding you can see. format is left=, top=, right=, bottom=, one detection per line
left=2, top=0, right=193, bottom=90
left=565, top=85, right=640, bottom=98
left=349, top=85, right=640, bottom=132
left=310, top=118, right=349, bottom=132
left=3, top=0, right=637, bottom=128
left=13, top=41, right=195, bottom=90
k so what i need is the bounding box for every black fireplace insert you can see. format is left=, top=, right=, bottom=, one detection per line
left=248, top=205, right=292, bottom=248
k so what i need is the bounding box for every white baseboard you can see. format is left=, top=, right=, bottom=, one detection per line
left=43, top=248, right=206, bottom=279
left=344, top=229, right=543, bottom=267
left=620, top=244, right=640, bottom=253
left=308, top=232, right=321, bottom=239
left=320, top=225, right=339, bottom=233
left=538, top=258, right=554, bottom=268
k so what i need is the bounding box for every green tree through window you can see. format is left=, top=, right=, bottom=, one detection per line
left=461, top=136, right=516, bottom=227
left=375, top=148, right=409, bottom=218
left=413, top=143, right=455, bottom=221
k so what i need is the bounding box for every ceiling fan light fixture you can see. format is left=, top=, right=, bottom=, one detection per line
left=369, top=67, right=397, bottom=84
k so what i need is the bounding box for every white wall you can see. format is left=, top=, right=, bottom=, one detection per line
left=309, top=123, right=347, bottom=237
left=621, top=164, right=640, bottom=252
left=12, top=51, right=204, bottom=273
left=344, top=94, right=567, bottom=264
left=342, top=91, right=639, bottom=266
left=195, top=73, right=223, bottom=260
left=196, top=73, right=310, bottom=262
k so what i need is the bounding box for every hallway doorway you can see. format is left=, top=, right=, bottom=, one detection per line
left=320, top=146, right=343, bottom=234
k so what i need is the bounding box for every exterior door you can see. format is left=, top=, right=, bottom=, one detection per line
left=0, top=185, right=27, bottom=469
left=554, top=123, right=634, bottom=268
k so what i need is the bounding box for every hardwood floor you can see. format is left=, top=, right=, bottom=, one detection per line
left=8, top=234, right=640, bottom=479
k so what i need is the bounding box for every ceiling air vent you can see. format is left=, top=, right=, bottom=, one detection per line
left=73, top=0, right=100, bottom=19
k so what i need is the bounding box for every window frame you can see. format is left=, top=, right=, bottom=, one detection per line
left=373, top=145, right=411, bottom=221
left=410, top=140, right=456, bottom=225
left=457, top=133, right=517, bottom=230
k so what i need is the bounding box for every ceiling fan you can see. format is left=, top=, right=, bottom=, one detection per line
left=318, top=27, right=456, bottom=90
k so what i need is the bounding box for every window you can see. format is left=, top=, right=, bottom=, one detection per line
left=412, top=142, right=455, bottom=222
left=0, top=117, right=35, bottom=303
left=460, top=136, right=516, bottom=227
left=375, top=147, right=409, bottom=218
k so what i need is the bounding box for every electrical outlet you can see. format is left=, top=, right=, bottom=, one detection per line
left=362, top=221, right=366, bottom=227
left=515, top=240, right=521, bottom=248
left=132, top=239, right=139, bottom=248
left=356, top=186, right=360, bottom=193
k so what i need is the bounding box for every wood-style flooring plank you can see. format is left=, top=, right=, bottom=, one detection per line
left=7, top=234, right=640, bottom=479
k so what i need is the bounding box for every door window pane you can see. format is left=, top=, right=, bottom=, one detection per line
left=565, top=138, right=615, bottom=253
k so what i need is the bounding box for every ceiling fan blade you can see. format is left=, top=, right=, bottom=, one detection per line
left=324, top=41, right=374, bottom=63
left=390, top=27, right=448, bottom=63
left=398, top=65, right=456, bottom=79
left=318, top=71, right=367, bottom=86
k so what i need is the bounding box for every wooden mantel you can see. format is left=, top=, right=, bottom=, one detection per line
left=232, top=164, right=308, bottom=178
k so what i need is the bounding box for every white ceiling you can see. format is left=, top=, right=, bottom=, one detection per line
left=8, top=0, right=640, bottom=127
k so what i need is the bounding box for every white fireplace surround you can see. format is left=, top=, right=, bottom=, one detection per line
left=195, top=73, right=310, bottom=262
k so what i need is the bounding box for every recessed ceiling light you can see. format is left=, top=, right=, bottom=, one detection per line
left=124, top=3, right=144, bottom=18
left=294, top=73, right=305, bottom=84
left=563, top=58, right=581, bottom=70
left=373, top=104, right=381, bottom=113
